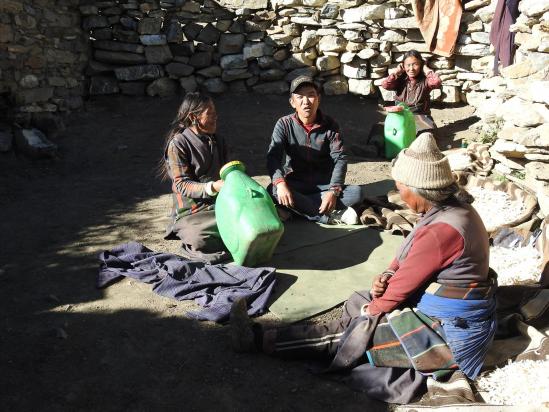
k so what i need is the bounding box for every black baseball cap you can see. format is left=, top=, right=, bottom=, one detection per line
left=289, top=75, right=319, bottom=94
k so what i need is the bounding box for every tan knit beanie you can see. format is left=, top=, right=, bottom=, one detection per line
left=391, top=132, right=454, bottom=189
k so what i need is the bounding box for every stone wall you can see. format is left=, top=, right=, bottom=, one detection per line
left=465, top=0, right=549, bottom=214
left=0, top=0, right=88, bottom=132
left=82, top=0, right=498, bottom=102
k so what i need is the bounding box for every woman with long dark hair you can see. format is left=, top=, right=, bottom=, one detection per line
left=161, top=92, right=229, bottom=263
left=381, top=50, right=442, bottom=133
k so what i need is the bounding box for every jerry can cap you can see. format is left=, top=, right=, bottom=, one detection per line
left=220, top=160, right=246, bottom=180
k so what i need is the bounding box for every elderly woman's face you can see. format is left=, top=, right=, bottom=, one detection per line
left=396, top=181, right=430, bottom=213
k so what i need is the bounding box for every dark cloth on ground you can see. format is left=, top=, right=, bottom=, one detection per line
left=490, top=0, right=520, bottom=75
left=97, top=241, right=276, bottom=322
left=269, top=180, right=366, bottom=223
left=166, top=209, right=229, bottom=264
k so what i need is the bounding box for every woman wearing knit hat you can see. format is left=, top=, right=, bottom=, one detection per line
left=230, top=133, right=497, bottom=404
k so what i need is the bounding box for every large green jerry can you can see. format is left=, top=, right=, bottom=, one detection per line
left=215, top=161, right=284, bottom=267
left=384, top=103, right=416, bottom=159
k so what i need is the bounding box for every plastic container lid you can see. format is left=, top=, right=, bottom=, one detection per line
left=220, top=160, right=246, bottom=180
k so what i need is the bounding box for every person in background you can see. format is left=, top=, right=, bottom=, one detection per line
left=161, top=92, right=229, bottom=264
left=381, top=50, right=442, bottom=134
left=266, top=75, right=365, bottom=225
left=233, top=132, right=496, bottom=403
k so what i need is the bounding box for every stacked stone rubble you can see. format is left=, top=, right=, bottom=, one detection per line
left=0, top=0, right=88, bottom=134
left=81, top=0, right=499, bottom=101
left=465, top=0, right=549, bottom=214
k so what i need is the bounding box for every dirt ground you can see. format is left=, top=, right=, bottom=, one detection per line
left=0, top=93, right=476, bottom=411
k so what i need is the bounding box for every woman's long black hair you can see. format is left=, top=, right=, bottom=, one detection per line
left=158, top=92, right=212, bottom=180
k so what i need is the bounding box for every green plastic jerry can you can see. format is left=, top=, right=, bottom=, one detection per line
left=384, top=103, right=416, bottom=159
left=215, top=161, right=284, bottom=267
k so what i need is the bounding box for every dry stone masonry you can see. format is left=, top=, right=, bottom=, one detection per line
left=79, top=0, right=502, bottom=101
left=0, top=0, right=88, bottom=132
left=465, top=0, right=549, bottom=215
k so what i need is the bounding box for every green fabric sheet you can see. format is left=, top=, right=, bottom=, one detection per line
left=267, top=220, right=403, bottom=322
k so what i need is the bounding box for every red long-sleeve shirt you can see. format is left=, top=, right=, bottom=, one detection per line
left=381, top=71, right=442, bottom=115
left=368, top=222, right=464, bottom=315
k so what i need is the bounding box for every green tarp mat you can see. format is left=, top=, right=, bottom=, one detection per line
left=267, top=220, right=404, bottom=322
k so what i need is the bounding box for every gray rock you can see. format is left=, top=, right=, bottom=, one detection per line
left=89, top=76, right=119, bottom=95
left=145, top=45, right=173, bottom=64
left=169, top=42, right=195, bottom=57
left=383, top=17, right=417, bottom=29
left=14, top=128, right=58, bottom=159
left=119, top=82, right=147, bottom=95
left=321, top=3, right=340, bottom=19
left=19, top=75, right=39, bottom=89
left=219, top=33, right=246, bottom=54
left=455, top=43, right=490, bottom=56
left=349, top=78, right=374, bottom=95
left=183, top=22, right=203, bottom=41
left=252, top=80, right=289, bottom=94
left=196, top=66, right=222, bottom=78
left=15, top=88, right=54, bottom=105
left=514, top=124, right=549, bottom=147
left=243, top=42, right=273, bottom=59
left=216, top=20, right=233, bottom=32
left=120, top=16, right=138, bottom=31
left=91, top=28, right=113, bottom=40
left=165, top=62, right=194, bottom=77
left=316, top=55, right=340, bottom=71
left=94, top=40, right=144, bottom=54
left=82, top=16, right=109, bottom=31
left=286, top=67, right=319, bottom=82
left=138, top=17, right=162, bottom=35
left=471, top=32, right=491, bottom=44
left=139, top=34, right=167, bottom=46
left=0, top=127, right=13, bottom=152
left=203, top=78, right=228, bottom=94
left=299, top=30, right=320, bottom=50
left=216, top=0, right=268, bottom=9
left=342, top=4, right=390, bottom=22
left=189, top=52, right=213, bottom=68
left=115, top=65, right=164, bottom=81
left=146, top=78, right=179, bottom=97
left=257, top=56, right=281, bottom=69
left=323, top=75, right=349, bottom=95
left=259, top=68, right=286, bottom=81
left=95, top=50, right=146, bottom=65
left=519, top=0, right=549, bottom=17
left=222, top=68, right=253, bottom=81
left=318, top=35, right=347, bottom=52
left=197, top=24, right=221, bottom=44
left=380, top=29, right=406, bottom=43
left=220, top=54, right=247, bottom=69
left=113, top=27, right=140, bottom=43
left=229, top=80, right=248, bottom=93
left=165, top=20, right=183, bottom=43
left=343, top=61, right=369, bottom=79
left=180, top=76, right=198, bottom=93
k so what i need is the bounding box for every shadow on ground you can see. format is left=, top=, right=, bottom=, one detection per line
left=0, top=93, right=392, bottom=411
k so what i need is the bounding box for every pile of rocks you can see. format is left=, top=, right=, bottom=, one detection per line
left=466, top=0, right=549, bottom=214
left=82, top=0, right=498, bottom=101
left=0, top=0, right=88, bottom=129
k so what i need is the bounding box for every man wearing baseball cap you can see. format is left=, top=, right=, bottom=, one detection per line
left=266, top=75, right=365, bottom=224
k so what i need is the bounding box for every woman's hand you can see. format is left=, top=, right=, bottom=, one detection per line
left=423, top=64, right=433, bottom=76
left=276, top=182, right=294, bottom=208
left=391, top=63, right=405, bottom=76
left=371, top=273, right=391, bottom=298
left=319, top=191, right=337, bottom=215
left=213, top=179, right=224, bottom=193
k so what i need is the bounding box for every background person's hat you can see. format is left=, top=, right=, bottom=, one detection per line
left=290, top=75, right=319, bottom=94
left=391, top=132, right=455, bottom=189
